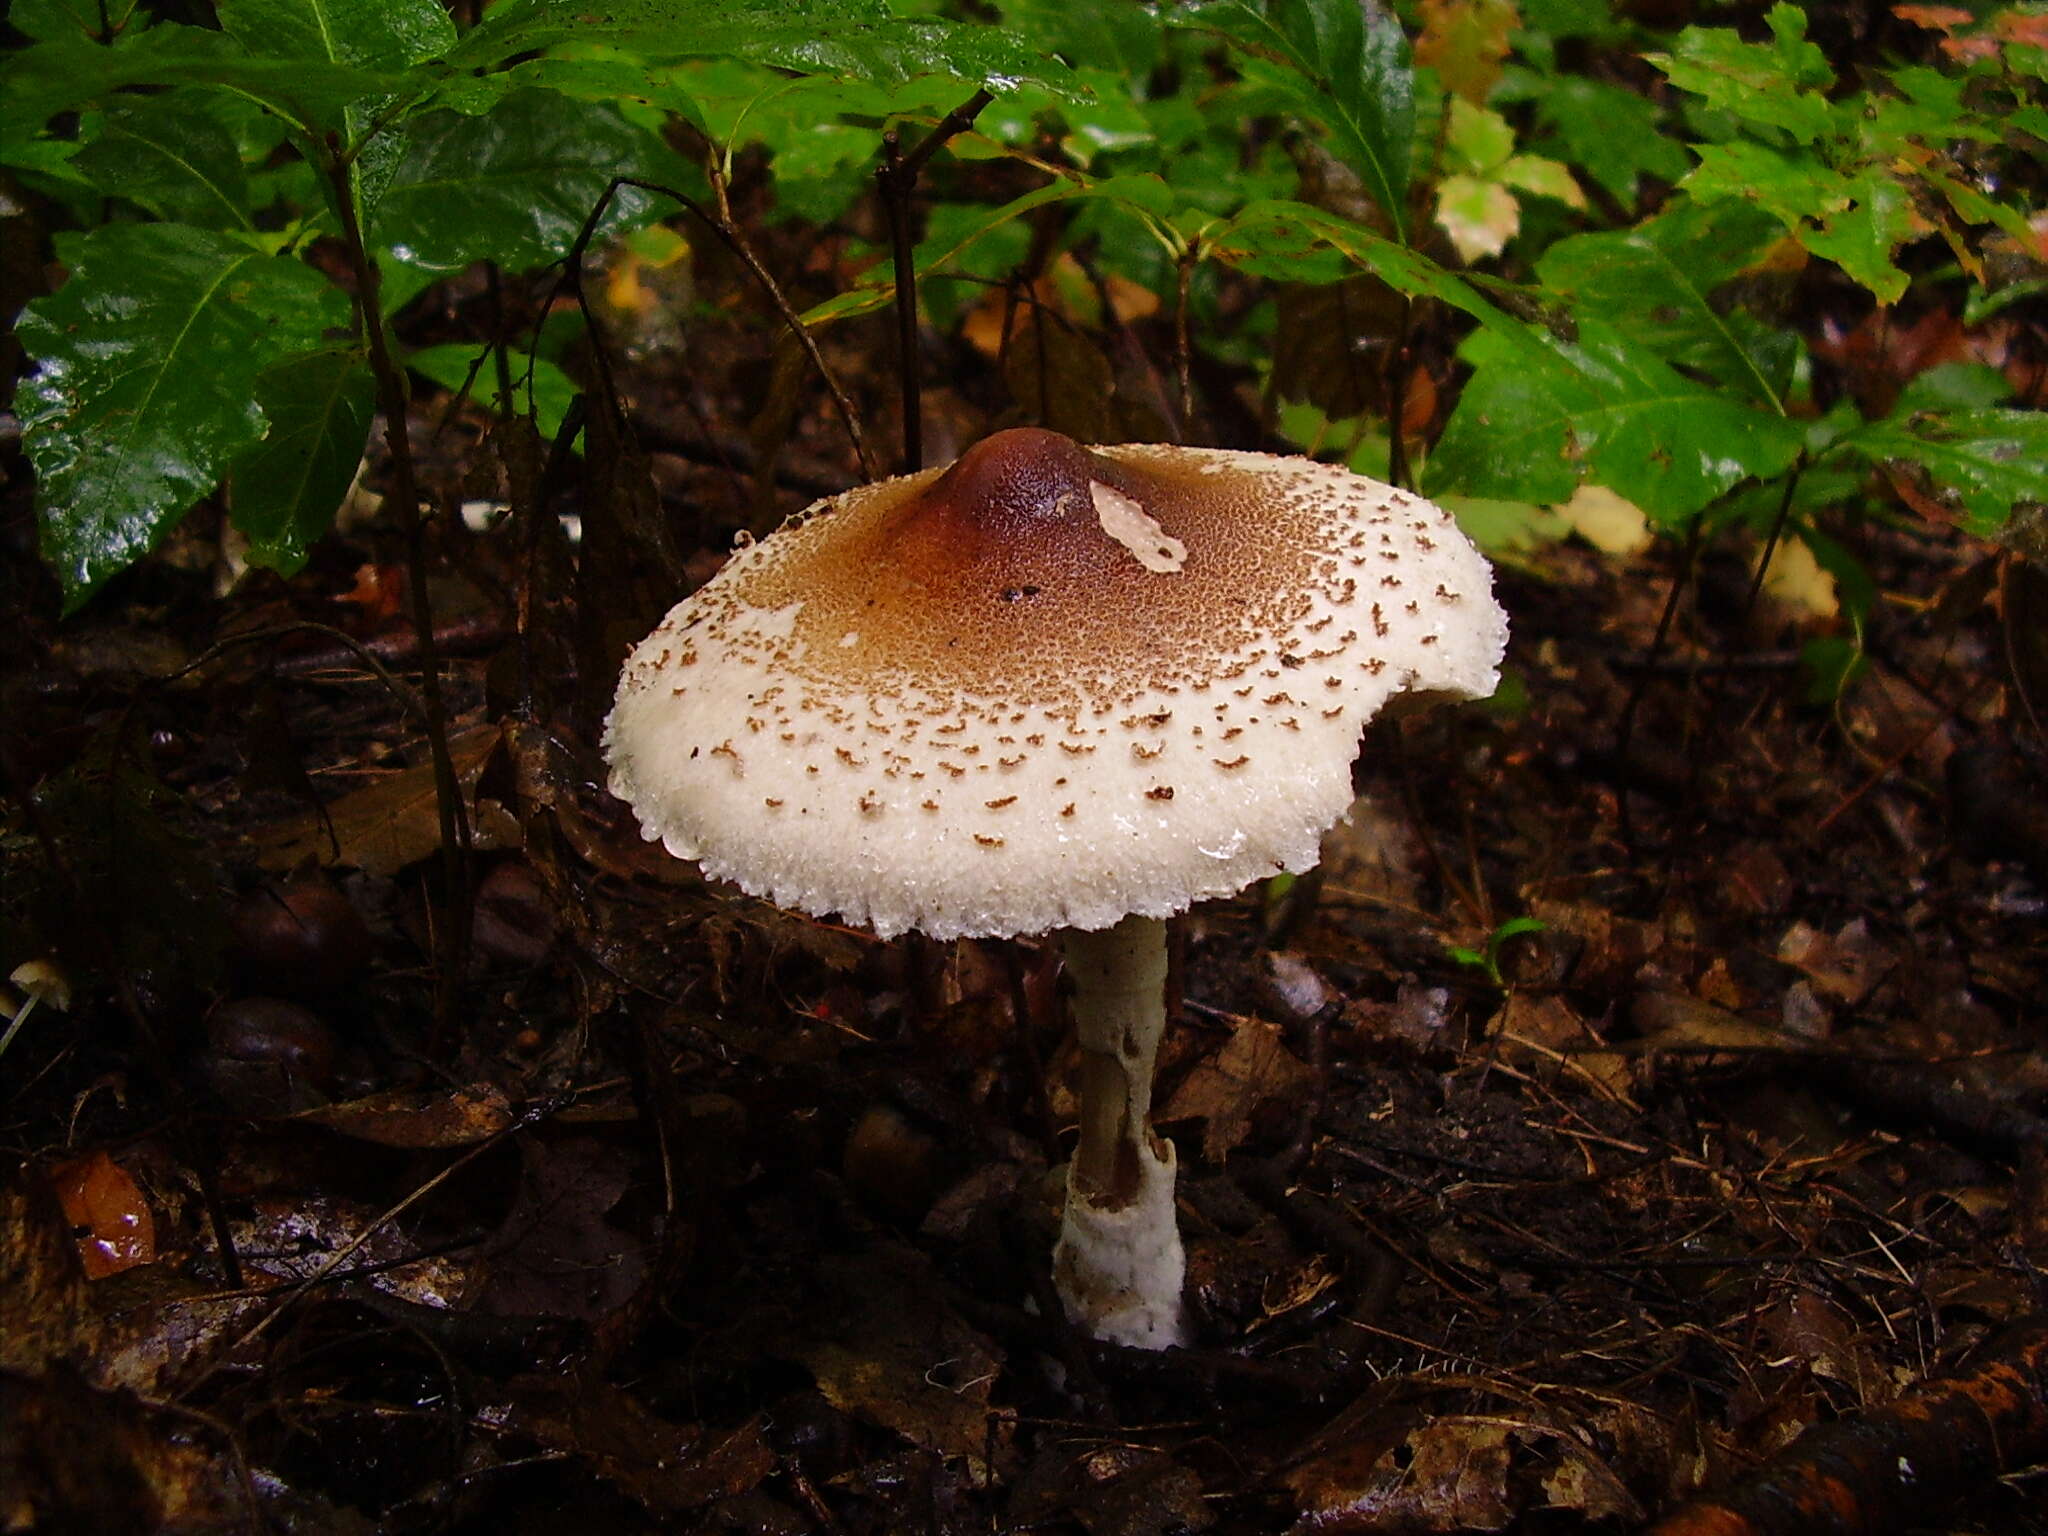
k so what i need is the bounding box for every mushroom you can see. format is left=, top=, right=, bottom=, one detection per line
left=604, top=427, right=1507, bottom=1348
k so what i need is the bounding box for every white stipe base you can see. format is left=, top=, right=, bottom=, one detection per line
left=1052, top=1138, right=1186, bottom=1350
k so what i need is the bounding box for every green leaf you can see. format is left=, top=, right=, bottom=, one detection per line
left=18, top=225, right=346, bottom=609
left=1536, top=200, right=1793, bottom=407
left=407, top=343, right=579, bottom=441
left=7, top=0, right=142, bottom=41
left=1647, top=2, right=1834, bottom=143
left=71, top=93, right=255, bottom=229
left=1209, top=200, right=1555, bottom=356
left=1841, top=410, right=2048, bottom=535
left=215, top=0, right=456, bottom=71
left=1794, top=168, right=1921, bottom=305
left=0, top=26, right=415, bottom=141
left=448, top=0, right=1078, bottom=97
left=374, top=93, right=685, bottom=273
left=1173, top=0, right=1414, bottom=237
left=1516, top=73, right=1690, bottom=208
left=1684, top=142, right=1918, bottom=303
left=228, top=347, right=377, bottom=574
left=1430, top=320, right=1806, bottom=521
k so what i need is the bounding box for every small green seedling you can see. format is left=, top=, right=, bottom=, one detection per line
left=1448, top=916, right=1547, bottom=990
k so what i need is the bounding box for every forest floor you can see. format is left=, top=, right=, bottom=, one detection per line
left=5, top=281, right=2048, bottom=1535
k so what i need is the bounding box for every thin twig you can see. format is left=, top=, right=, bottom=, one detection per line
left=1615, top=517, right=1706, bottom=852
left=324, top=134, right=472, bottom=1048
left=874, top=88, right=996, bottom=471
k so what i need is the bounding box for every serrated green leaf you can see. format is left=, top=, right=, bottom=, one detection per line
left=17, top=224, right=346, bottom=609
left=1795, top=168, right=1921, bottom=304
left=1518, top=74, right=1690, bottom=208
left=374, top=93, right=684, bottom=273
left=1842, top=409, right=2048, bottom=535
left=1648, top=3, right=1834, bottom=143
left=229, top=347, right=377, bottom=573
left=407, top=343, right=579, bottom=440
left=1685, top=142, right=1919, bottom=303
left=1430, top=319, right=1806, bottom=521
left=71, top=94, right=254, bottom=229
left=1173, top=0, right=1414, bottom=237
left=1537, top=200, right=1792, bottom=407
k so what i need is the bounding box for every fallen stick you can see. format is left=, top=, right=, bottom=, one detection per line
left=1645, top=1315, right=2048, bottom=1536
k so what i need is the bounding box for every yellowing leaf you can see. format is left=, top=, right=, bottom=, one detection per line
left=1435, top=173, right=1518, bottom=261
left=1761, top=536, right=1839, bottom=618
left=1499, top=153, right=1586, bottom=208
left=1557, top=484, right=1652, bottom=556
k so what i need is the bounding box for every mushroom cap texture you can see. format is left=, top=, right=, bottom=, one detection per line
left=604, top=428, right=1507, bottom=940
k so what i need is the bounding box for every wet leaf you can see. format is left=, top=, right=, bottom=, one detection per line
left=1, top=26, right=413, bottom=143
left=1271, top=278, right=1405, bottom=420
left=499, top=1381, right=777, bottom=1516
left=215, top=0, right=456, bottom=73
left=1843, top=408, right=2048, bottom=534
left=0, top=1370, right=243, bottom=1532
left=1175, top=0, right=1415, bottom=234
left=1492, top=991, right=1633, bottom=1103
left=70, top=93, right=253, bottom=228
left=17, top=225, right=347, bottom=609
left=1520, top=76, right=1689, bottom=209
left=1285, top=1414, right=1515, bottom=1532
left=0, top=1178, right=97, bottom=1374
left=1647, top=3, right=1836, bottom=143
left=1431, top=318, right=1807, bottom=523
left=50, top=1152, right=157, bottom=1280
left=408, top=341, right=578, bottom=439
left=228, top=345, right=377, bottom=575
left=376, top=94, right=682, bottom=274
left=1000, top=310, right=1118, bottom=444
left=1537, top=200, right=1795, bottom=407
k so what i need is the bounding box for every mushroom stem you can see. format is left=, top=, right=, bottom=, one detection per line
left=1054, top=914, right=1186, bottom=1349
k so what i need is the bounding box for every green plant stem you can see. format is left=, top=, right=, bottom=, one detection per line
left=1739, top=456, right=1808, bottom=626
left=323, top=137, right=471, bottom=1048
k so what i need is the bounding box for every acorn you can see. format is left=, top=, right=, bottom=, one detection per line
left=231, top=877, right=371, bottom=998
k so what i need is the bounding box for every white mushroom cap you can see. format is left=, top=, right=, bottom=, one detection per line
left=604, top=428, right=1507, bottom=940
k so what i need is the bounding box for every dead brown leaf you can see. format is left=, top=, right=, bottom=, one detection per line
left=293, top=1083, right=515, bottom=1148
left=254, top=722, right=514, bottom=875
left=1159, top=1014, right=1312, bottom=1162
